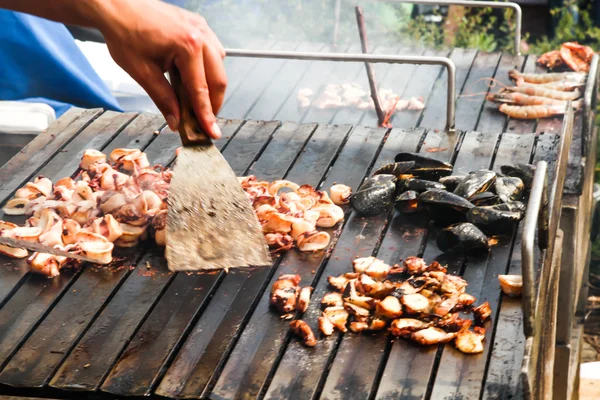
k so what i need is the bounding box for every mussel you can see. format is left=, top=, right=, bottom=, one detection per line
left=470, top=192, right=499, bottom=206
left=495, top=177, right=524, bottom=203
left=492, top=201, right=526, bottom=214
left=373, top=161, right=416, bottom=178
left=397, top=177, right=446, bottom=193
left=500, top=164, right=536, bottom=189
left=350, top=174, right=396, bottom=217
left=466, top=206, right=523, bottom=233
left=394, top=191, right=421, bottom=213
left=419, top=189, right=475, bottom=223
left=437, top=223, right=492, bottom=253
left=394, top=153, right=453, bottom=180
left=438, top=175, right=465, bottom=191
left=454, top=170, right=496, bottom=200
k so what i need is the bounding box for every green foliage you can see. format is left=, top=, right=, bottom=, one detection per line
left=528, top=0, right=600, bottom=54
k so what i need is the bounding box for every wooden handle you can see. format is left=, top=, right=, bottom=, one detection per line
left=169, top=67, right=212, bottom=146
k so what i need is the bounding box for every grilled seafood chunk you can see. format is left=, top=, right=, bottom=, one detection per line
left=411, top=327, right=456, bottom=345
left=473, top=301, right=492, bottom=322
left=498, top=274, right=522, bottom=296
left=390, top=318, right=429, bottom=337
left=270, top=274, right=301, bottom=313
left=454, top=328, right=485, bottom=354
left=290, top=320, right=317, bottom=347
left=404, top=256, right=428, bottom=275
left=375, top=296, right=403, bottom=319
left=297, top=286, right=313, bottom=313
left=321, top=292, right=344, bottom=308
left=401, top=293, right=431, bottom=314
left=321, top=306, right=349, bottom=333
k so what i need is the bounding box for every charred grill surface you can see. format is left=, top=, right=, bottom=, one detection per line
left=0, top=43, right=584, bottom=400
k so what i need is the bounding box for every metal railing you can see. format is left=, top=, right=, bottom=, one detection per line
left=225, top=49, right=457, bottom=131
left=333, top=0, right=522, bottom=54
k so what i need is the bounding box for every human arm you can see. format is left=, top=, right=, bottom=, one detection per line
left=0, top=0, right=226, bottom=139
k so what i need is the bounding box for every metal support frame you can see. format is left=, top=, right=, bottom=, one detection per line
left=583, top=54, right=599, bottom=154
left=225, top=49, right=456, bottom=131
left=521, top=103, right=574, bottom=399
left=521, top=102, right=574, bottom=338
left=332, top=0, right=522, bottom=55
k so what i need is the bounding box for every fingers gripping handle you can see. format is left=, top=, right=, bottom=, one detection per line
left=169, top=67, right=212, bottom=147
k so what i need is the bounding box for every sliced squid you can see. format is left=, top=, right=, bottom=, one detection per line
left=80, top=149, right=107, bottom=170
left=330, top=184, right=352, bottom=205
left=297, top=231, right=330, bottom=252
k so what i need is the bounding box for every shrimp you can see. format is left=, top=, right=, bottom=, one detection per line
left=532, top=80, right=584, bottom=92
left=508, top=69, right=587, bottom=85
left=505, top=85, right=582, bottom=101
left=486, top=92, right=569, bottom=106
left=498, top=102, right=581, bottom=119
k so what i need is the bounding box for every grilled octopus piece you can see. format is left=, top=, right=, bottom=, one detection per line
left=290, top=320, right=317, bottom=347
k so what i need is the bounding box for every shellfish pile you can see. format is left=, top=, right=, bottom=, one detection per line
left=349, top=153, right=535, bottom=253
left=0, top=148, right=351, bottom=278
left=239, top=176, right=350, bottom=253
left=271, top=256, right=491, bottom=354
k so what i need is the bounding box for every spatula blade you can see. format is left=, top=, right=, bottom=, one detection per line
left=166, top=144, right=272, bottom=271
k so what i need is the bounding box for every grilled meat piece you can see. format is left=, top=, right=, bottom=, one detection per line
left=498, top=274, right=522, bottom=296
left=375, top=296, right=403, bottom=319
left=455, top=328, right=485, bottom=354
left=290, top=320, right=317, bottom=347
left=321, top=292, right=344, bottom=308
left=390, top=318, right=429, bottom=337
left=401, top=293, right=431, bottom=314
left=404, top=256, right=428, bottom=275
left=411, top=327, right=456, bottom=345
left=322, top=306, right=349, bottom=333
left=297, top=286, right=313, bottom=312
left=473, top=301, right=492, bottom=322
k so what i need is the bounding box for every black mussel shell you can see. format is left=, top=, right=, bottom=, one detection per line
left=495, top=176, right=525, bottom=203
left=419, top=189, right=475, bottom=223
left=492, top=201, right=526, bottom=214
left=454, top=170, right=497, bottom=200
left=470, top=192, right=499, bottom=206
left=397, top=178, right=446, bottom=193
left=438, top=175, right=465, bottom=191
left=373, top=161, right=416, bottom=178
left=466, top=206, right=523, bottom=233
left=437, top=223, right=491, bottom=253
left=500, top=164, right=536, bottom=189
left=394, top=153, right=453, bottom=180
left=350, top=177, right=396, bottom=216
left=394, top=190, right=421, bottom=213
left=360, top=174, right=397, bottom=190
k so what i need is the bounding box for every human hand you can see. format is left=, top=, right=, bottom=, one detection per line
left=96, top=0, right=227, bottom=139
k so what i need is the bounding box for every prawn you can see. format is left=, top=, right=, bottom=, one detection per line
left=508, top=69, right=587, bottom=85
left=504, top=85, right=582, bottom=101
left=486, top=92, right=570, bottom=106
left=530, top=80, right=584, bottom=92
left=499, top=101, right=582, bottom=119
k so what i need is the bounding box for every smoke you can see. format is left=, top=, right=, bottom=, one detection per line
left=185, top=0, right=413, bottom=48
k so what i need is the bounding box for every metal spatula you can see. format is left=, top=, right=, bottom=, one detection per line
left=165, top=67, right=271, bottom=272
